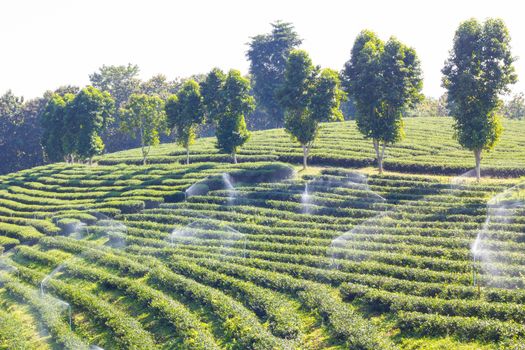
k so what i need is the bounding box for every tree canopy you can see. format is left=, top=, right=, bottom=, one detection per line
left=442, top=18, right=516, bottom=180
left=501, top=93, right=525, bottom=120
left=246, top=21, right=302, bottom=129
left=202, top=69, right=254, bottom=163
left=41, top=86, right=114, bottom=163
left=41, top=92, right=74, bottom=162
left=119, top=94, right=166, bottom=165
left=201, top=68, right=227, bottom=123
left=342, top=30, right=423, bottom=173
left=65, top=86, right=115, bottom=161
left=278, top=50, right=344, bottom=169
left=165, top=80, right=205, bottom=164
left=0, top=91, right=44, bottom=173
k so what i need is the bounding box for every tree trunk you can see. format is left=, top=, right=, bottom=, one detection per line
left=302, top=144, right=308, bottom=170
left=373, top=139, right=384, bottom=174
left=140, top=125, right=147, bottom=166
left=380, top=143, right=386, bottom=173
left=232, top=152, right=238, bottom=164
left=186, top=146, right=190, bottom=165
left=474, top=149, right=482, bottom=181
left=141, top=137, right=147, bottom=165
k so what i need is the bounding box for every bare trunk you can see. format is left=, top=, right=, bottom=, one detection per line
left=380, top=143, right=386, bottom=173
left=373, top=139, right=383, bottom=174
left=186, top=146, right=190, bottom=165
left=302, top=144, right=309, bottom=169
left=474, top=149, right=482, bottom=181
left=232, top=152, right=237, bottom=164
left=140, top=125, right=147, bottom=165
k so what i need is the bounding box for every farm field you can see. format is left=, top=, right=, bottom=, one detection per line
left=99, top=117, right=525, bottom=177
left=1, top=117, right=525, bottom=349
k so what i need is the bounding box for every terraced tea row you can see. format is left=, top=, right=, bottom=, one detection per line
left=98, top=117, right=525, bottom=177
left=2, top=162, right=524, bottom=349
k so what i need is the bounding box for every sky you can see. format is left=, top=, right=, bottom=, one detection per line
left=1, top=0, right=524, bottom=99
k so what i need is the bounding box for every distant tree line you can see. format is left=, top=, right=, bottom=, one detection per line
left=0, top=19, right=519, bottom=180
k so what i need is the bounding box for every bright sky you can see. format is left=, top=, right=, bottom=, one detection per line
left=1, top=0, right=523, bottom=99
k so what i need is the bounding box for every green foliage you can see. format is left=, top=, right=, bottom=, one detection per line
left=200, top=68, right=227, bottom=122
left=140, top=74, right=179, bottom=100
left=89, top=64, right=144, bottom=152
left=278, top=50, right=344, bottom=168
left=246, top=21, right=302, bottom=129
left=5, top=113, right=525, bottom=349
left=119, top=94, right=166, bottom=164
left=64, top=86, right=115, bottom=161
left=165, top=80, right=204, bottom=164
left=442, top=18, right=516, bottom=178
left=501, top=92, right=525, bottom=120
left=43, top=86, right=115, bottom=162
left=202, top=69, right=254, bottom=162
left=89, top=64, right=141, bottom=110
left=406, top=94, right=449, bottom=118
left=41, top=93, right=74, bottom=162
left=0, top=91, right=46, bottom=174
left=342, top=30, right=423, bottom=173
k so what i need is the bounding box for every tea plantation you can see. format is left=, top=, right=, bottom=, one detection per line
left=1, top=117, right=525, bottom=349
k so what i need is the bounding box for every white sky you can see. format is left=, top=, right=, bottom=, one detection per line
left=1, top=0, right=523, bottom=99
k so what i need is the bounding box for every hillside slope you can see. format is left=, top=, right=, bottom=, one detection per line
left=1, top=117, right=525, bottom=349
left=100, top=117, right=525, bottom=176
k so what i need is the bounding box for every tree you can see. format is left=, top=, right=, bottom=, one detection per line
left=0, top=90, right=24, bottom=141
left=201, top=68, right=226, bottom=122
left=342, top=30, right=423, bottom=174
left=141, top=74, right=179, bottom=100
left=90, top=64, right=141, bottom=109
left=502, top=93, right=525, bottom=120
left=119, top=94, right=166, bottom=165
left=41, top=93, right=74, bottom=162
left=246, top=21, right=302, bottom=129
left=278, top=50, right=344, bottom=169
left=165, top=80, right=205, bottom=164
left=90, top=64, right=142, bottom=152
left=442, top=18, right=517, bottom=180
left=437, top=93, right=450, bottom=117
left=64, top=86, right=115, bottom=163
left=405, top=95, right=449, bottom=118
left=0, top=91, right=45, bottom=174
left=203, top=69, right=254, bottom=164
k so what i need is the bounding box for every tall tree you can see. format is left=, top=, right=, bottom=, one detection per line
left=247, top=21, right=302, bottom=129
left=119, top=94, right=166, bottom=165
left=442, top=18, right=516, bottom=180
left=64, top=86, right=115, bottom=163
left=41, top=93, right=74, bottom=162
left=342, top=30, right=423, bottom=174
left=278, top=50, right=344, bottom=169
left=90, top=64, right=142, bottom=152
left=0, top=91, right=45, bottom=174
left=204, top=69, right=254, bottom=164
left=201, top=68, right=226, bottom=122
left=141, top=74, right=179, bottom=100
left=165, top=80, right=205, bottom=164
left=90, top=64, right=141, bottom=109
